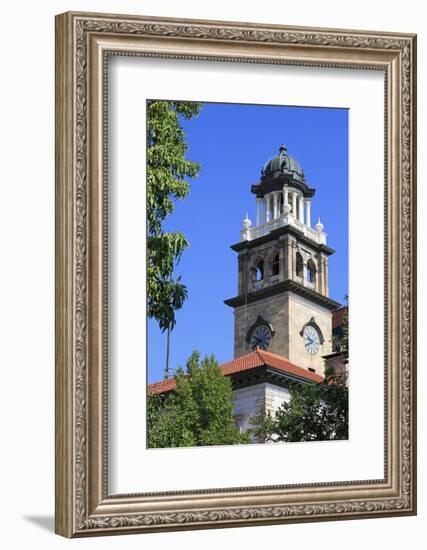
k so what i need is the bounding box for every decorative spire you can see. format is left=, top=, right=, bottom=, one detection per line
left=243, top=213, right=252, bottom=229
left=279, top=144, right=287, bottom=154
left=315, top=218, right=324, bottom=232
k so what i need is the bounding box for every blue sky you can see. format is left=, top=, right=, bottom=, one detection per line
left=148, top=102, right=348, bottom=383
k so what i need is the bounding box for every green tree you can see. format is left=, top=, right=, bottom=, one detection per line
left=147, top=100, right=202, bottom=377
left=147, top=352, right=250, bottom=448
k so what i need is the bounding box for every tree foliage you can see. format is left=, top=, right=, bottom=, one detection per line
left=147, top=100, right=201, bottom=333
left=147, top=352, right=250, bottom=448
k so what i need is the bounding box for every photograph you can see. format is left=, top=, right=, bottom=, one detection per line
left=146, top=100, right=349, bottom=448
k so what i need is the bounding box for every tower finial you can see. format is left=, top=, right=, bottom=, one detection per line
left=243, top=213, right=252, bottom=230
left=315, top=218, right=324, bottom=232
left=279, top=144, right=287, bottom=154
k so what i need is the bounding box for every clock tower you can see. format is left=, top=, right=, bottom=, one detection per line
left=224, top=145, right=340, bottom=375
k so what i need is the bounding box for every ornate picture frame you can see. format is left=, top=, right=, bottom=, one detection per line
left=55, top=11, right=416, bottom=537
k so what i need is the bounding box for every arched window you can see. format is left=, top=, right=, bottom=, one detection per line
left=296, top=252, right=303, bottom=279
left=272, top=253, right=280, bottom=277
left=254, top=260, right=264, bottom=282
left=307, top=259, right=316, bottom=284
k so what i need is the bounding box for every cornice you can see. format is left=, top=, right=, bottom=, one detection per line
left=252, top=175, right=316, bottom=199
left=224, top=279, right=341, bottom=310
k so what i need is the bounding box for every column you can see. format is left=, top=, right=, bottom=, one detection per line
left=305, top=200, right=311, bottom=227
left=283, top=186, right=288, bottom=211
left=238, top=254, right=245, bottom=295
left=266, top=194, right=271, bottom=223
left=324, top=258, right=329, bottom=296
left=284, top=238, right=291, bottom=280
left=291, top=240, right=296, bottom=280
left=256, top=198, right=261, bottom=226
left=281, top=239, right=287, bottom=280
left=317, top=255, right=323, bottom=295
left=298, top=196, right=304, bottom=223
left=292, top=192, right=297, bottom=217
left=273, top=191, right=278, bottom=219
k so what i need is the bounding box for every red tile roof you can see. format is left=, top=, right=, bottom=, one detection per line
left=147, top=349, right=323, bottom=395
left=221, top=349, right=324, bottom=382
left=147, top=377, right=177, bottom=395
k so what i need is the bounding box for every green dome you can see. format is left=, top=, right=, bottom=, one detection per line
left=251, top=144, right=315, bottom=199
left=261, top=145, right=304, bottom=181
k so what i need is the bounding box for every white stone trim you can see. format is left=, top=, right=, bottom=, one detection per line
left=241, top=212, right=327, bottom=245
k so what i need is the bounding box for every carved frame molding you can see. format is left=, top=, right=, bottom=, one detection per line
left=55, top=11, right=416, bottom=537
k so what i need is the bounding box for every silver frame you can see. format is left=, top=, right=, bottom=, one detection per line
left=55, top=11, right=417, bottom=537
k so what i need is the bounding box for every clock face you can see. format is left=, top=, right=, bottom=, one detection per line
left=250, top=325, right=272, bottom=351
left=303, top=325, right=320, bottom=355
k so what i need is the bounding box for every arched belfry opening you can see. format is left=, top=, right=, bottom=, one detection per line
left=307, top=259, right=317, bottom=285
left=272, top=253, right=280, bottom=277
left=253, top=259, right=264, bottom=282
